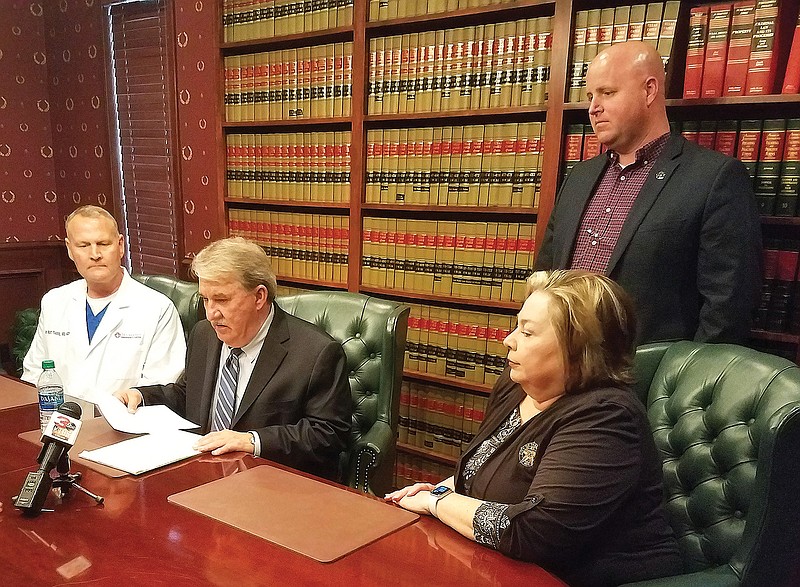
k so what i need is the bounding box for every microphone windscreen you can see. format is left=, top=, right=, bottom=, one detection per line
left=58, top=401, right=82, bottom=419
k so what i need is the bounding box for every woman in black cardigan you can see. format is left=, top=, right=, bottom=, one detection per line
left=386, top=270, right=681, bottom=587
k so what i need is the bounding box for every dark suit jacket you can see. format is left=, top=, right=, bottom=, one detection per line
left=138, top=304, right=352, bottom=481
left=536, top=135, right=762, bottom=344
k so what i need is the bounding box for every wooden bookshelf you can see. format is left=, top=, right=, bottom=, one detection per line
left=217, top=0, right=800, bottom=476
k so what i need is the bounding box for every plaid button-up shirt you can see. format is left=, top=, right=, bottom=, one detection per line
left=570, top=133, right=670, bottom=274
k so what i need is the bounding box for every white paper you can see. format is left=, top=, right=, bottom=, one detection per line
left=96, top=394, right=199, bottom=434
left=78, top=430, right=202, bottom=475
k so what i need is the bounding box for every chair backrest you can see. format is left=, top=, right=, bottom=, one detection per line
left=276, top=291, right=409, bottom=495
left=634, top=341, right=800, bottom=586
left=132, top=273, right=205, bottom=338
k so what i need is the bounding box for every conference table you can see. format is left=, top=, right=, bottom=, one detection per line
left=0, top=375, right=567, bottom=586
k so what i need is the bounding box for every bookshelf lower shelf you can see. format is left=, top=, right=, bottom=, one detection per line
left=397, top=442, right=458, bottom=467
left=404, top=370, right=493, bottom=395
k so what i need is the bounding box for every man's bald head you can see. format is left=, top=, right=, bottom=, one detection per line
left=589, top=41, right=666, bottom=94
left=584, top=41, right=671, bottom=163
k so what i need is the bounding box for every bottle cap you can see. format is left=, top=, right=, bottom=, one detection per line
left=42, top=360, right=55, bottom=369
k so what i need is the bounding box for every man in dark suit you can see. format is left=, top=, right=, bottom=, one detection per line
left=114, top=237, right=352, bottom=480
left=536, top=41, right=761, bottom=344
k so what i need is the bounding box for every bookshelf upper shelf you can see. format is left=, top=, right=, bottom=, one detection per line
left=221, top=26, right=354, bottom=53
left=565, top=95, right=800, bottom=111
left=365, top=0, right=555, bottom=35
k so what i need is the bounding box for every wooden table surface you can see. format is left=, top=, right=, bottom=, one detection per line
left=0, top=375, right=567, bottom=586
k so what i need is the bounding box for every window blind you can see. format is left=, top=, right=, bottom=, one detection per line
left=107, top=0, right=180, bottom=276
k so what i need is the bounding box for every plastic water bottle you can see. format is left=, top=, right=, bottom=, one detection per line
left=37, top=360, right=65, bottom=433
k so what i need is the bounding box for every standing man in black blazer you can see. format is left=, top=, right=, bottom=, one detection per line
left=114, top=237, right=352, bottom=481
left=536, top=41, right=762, bottom=345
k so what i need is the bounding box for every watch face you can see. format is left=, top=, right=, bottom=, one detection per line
left=431, top=485, right=451, bottom=496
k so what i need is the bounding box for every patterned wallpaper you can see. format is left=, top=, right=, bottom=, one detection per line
left=0, top=1, right=61, bottom=242
left=174, top=0, right=224, bottom=255
left=0, top=0, right=223, bottom=257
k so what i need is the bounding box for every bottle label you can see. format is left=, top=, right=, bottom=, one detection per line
left=38, top=384, right=64, bottom=432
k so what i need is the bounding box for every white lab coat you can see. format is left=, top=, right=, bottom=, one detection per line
left=22, top=270, right=187, bottom=404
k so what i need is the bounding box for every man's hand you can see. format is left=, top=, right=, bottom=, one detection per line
left=112, top=389, right=144, bottom=413
left=193, top=430, right=255, bottom=456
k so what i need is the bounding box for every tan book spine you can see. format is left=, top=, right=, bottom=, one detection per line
left=386, top=35, right=403, bottom=115
left=597, top=7, right=615, bottom=53
left=496, top=123, right=518, bottom=207
left=484, top=124, right=500, bottom=207
left=533, top=16, right=552, bottom=106
left=512, top=222, right=535, bottom=302
left=439, top=28, right=458, bottom=111
left=477, top=23, right=495, bottom=109
left=643, top=2, right=664, bottom=48
left=322, top=43, right=335, bottom=118
left=613, top=5, right=631, bottom=44
left=510, top=19, right=527, bottom=107
left=461, top=124, right=482, bottom=207
left=433, top=220, right=456, bottom=296
left=365, top=129, right=380, bottom=204
left=584, top=9, right=602, bottom=74
left=657, top=0, right=680, bottom=71
left=421, top=220, right=439, bottom=294
left=569, top=10, right=589, bottom=102
left=438, top=125, right=453, bottom=205
left=628, top=4, right=647, bottom=41
left=518, top=19, right=534, bottom=106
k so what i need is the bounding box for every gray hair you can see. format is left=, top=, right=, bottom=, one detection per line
left=191, top=237, right=277, bottom=301
left=65, top=205, right=120, bottom=235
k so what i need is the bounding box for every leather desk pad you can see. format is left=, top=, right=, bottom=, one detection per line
left=168, top=464, right=419, bottom=562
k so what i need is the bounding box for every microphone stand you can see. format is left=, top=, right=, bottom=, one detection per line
left=52, top=455, right=104, bottom=505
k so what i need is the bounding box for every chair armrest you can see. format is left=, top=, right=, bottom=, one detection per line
left=347, top=421, right=395, bottom=495
left=620, top=566, right=739, bottom=587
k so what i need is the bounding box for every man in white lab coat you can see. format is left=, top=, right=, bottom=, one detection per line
left=22, top=206, right=186, bottom=407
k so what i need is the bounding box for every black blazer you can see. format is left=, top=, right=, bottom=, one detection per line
left=138, top=304, right=352, bottom=481
left=536, top=135, right=762, bottom=344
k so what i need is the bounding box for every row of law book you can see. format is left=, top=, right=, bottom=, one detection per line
left=223, top=0, right=353, bottom=43
left=675, top=118, right=800, bottom=217
left=228, top=209, right=349, bottom=285
left=369, top=0, right=521, bottom=22
left=398, top=380, right=489, bottom=458
left=569, top=2, right=680, bottom=102
left=405, top=302, right=515, bottom=387
left=223, top=42, right=353, bottom=122
left=395, top=453, right=454, bottom=489
left=561, top=124, right=607, bottom=179
left=365, top=122, right=544, bottom=209
left=226, top=132, right=351, bottom=204
left=368, top=17, right=553, bottom=115
left=755, top=239, right=800, bottom=334
left=683, top=0, right=788, bottom=98
left=362, top=218, right=535, bottom=304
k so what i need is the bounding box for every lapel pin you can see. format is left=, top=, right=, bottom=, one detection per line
left=655, top=171, right=666, bottom=180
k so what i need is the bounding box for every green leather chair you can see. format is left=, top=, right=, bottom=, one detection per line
left=131, top=273, right=205, bottom=338
left=623, top=341, right=800, bottom=587
left=276, top=291, right=409, bottom=496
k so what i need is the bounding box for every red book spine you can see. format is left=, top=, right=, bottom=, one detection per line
left=582, top=127, right=601, bottom=160
left=782, top=15, right=800, bottom=93
left=701, top=4, right=733, bottom=98
left=723, top=1, right=757, bottom=96
left=746, top=0, right=780, bottom=95
left=684, top=6, right=710, bottom=98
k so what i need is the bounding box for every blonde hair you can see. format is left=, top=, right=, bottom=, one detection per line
left=525, top=270, right=637, bottom=392
left=65, top=205, right=119, bottom=235
left=191, top=237, right=277, bottom=301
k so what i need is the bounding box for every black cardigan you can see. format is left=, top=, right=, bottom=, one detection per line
left=455, top=369, right=681, bottom=587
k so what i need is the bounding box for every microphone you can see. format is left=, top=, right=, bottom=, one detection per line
left=14, top=402, right=83, bottom=516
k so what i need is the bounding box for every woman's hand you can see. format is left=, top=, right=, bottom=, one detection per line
left=385, top=482, right=436, bottom=515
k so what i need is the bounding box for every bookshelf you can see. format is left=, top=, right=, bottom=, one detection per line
left=218, top=0, right=800, bottom=485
